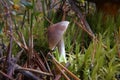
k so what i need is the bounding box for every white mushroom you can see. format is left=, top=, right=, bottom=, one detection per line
left=47, top=21, right=69, bottom=63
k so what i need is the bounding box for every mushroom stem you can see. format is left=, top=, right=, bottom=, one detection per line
left=47, top=21, right=69, bottom=63
left=57, top=37, right=66, bottom=63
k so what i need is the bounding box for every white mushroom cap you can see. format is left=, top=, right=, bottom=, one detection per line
left=47, top=21, right=69, bottom=50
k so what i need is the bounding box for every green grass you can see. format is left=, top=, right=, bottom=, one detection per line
left=12, top=10, right=120, bottom=80
left=64, top=13, right=120, bottom=79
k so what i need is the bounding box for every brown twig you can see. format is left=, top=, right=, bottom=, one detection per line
left=0, top=71, right=15, bottom=80
left=74, top=20, right=107, bottom=49
left=54, top=62, right=70, bottom=80
left=18, top=67, right=53, bottom=76
left=48, top=52, right=80, bottom=80
left=0, top=0, right=14, bottom=77
left=62, top=0, right=67, bottom=21
left=28, top=26, right=34, bottom=65
left=44, top=16, right=53, bottom=25
left=68, top=0, right=95, bottom=38
left=53, top=61, right=70, bottom=80
left=8, top=29, right=48, bottom=72
left=69, top=0, right=107, bottom=50
left=33, top=51, right=48, bottom=72
left=40, top=50, right=52, bottom=73
left=10, top=33, right=28, bottom=50
left=20, top=31, right=28, bottom=50
left=91, top=38, right=97, bottom=66
left=74, top=20, right=94, bottom=38
left=10, top=61, right=40, bottom=80
left=15, top=49, right=24, bottom=62
left=10, top=31, right=48, bottom=72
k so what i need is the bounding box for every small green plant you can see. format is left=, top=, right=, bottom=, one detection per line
left=65, top=13, right=120, bottom=80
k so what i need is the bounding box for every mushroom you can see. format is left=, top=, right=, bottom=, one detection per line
left=47, top=21, right=69, bottom=63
